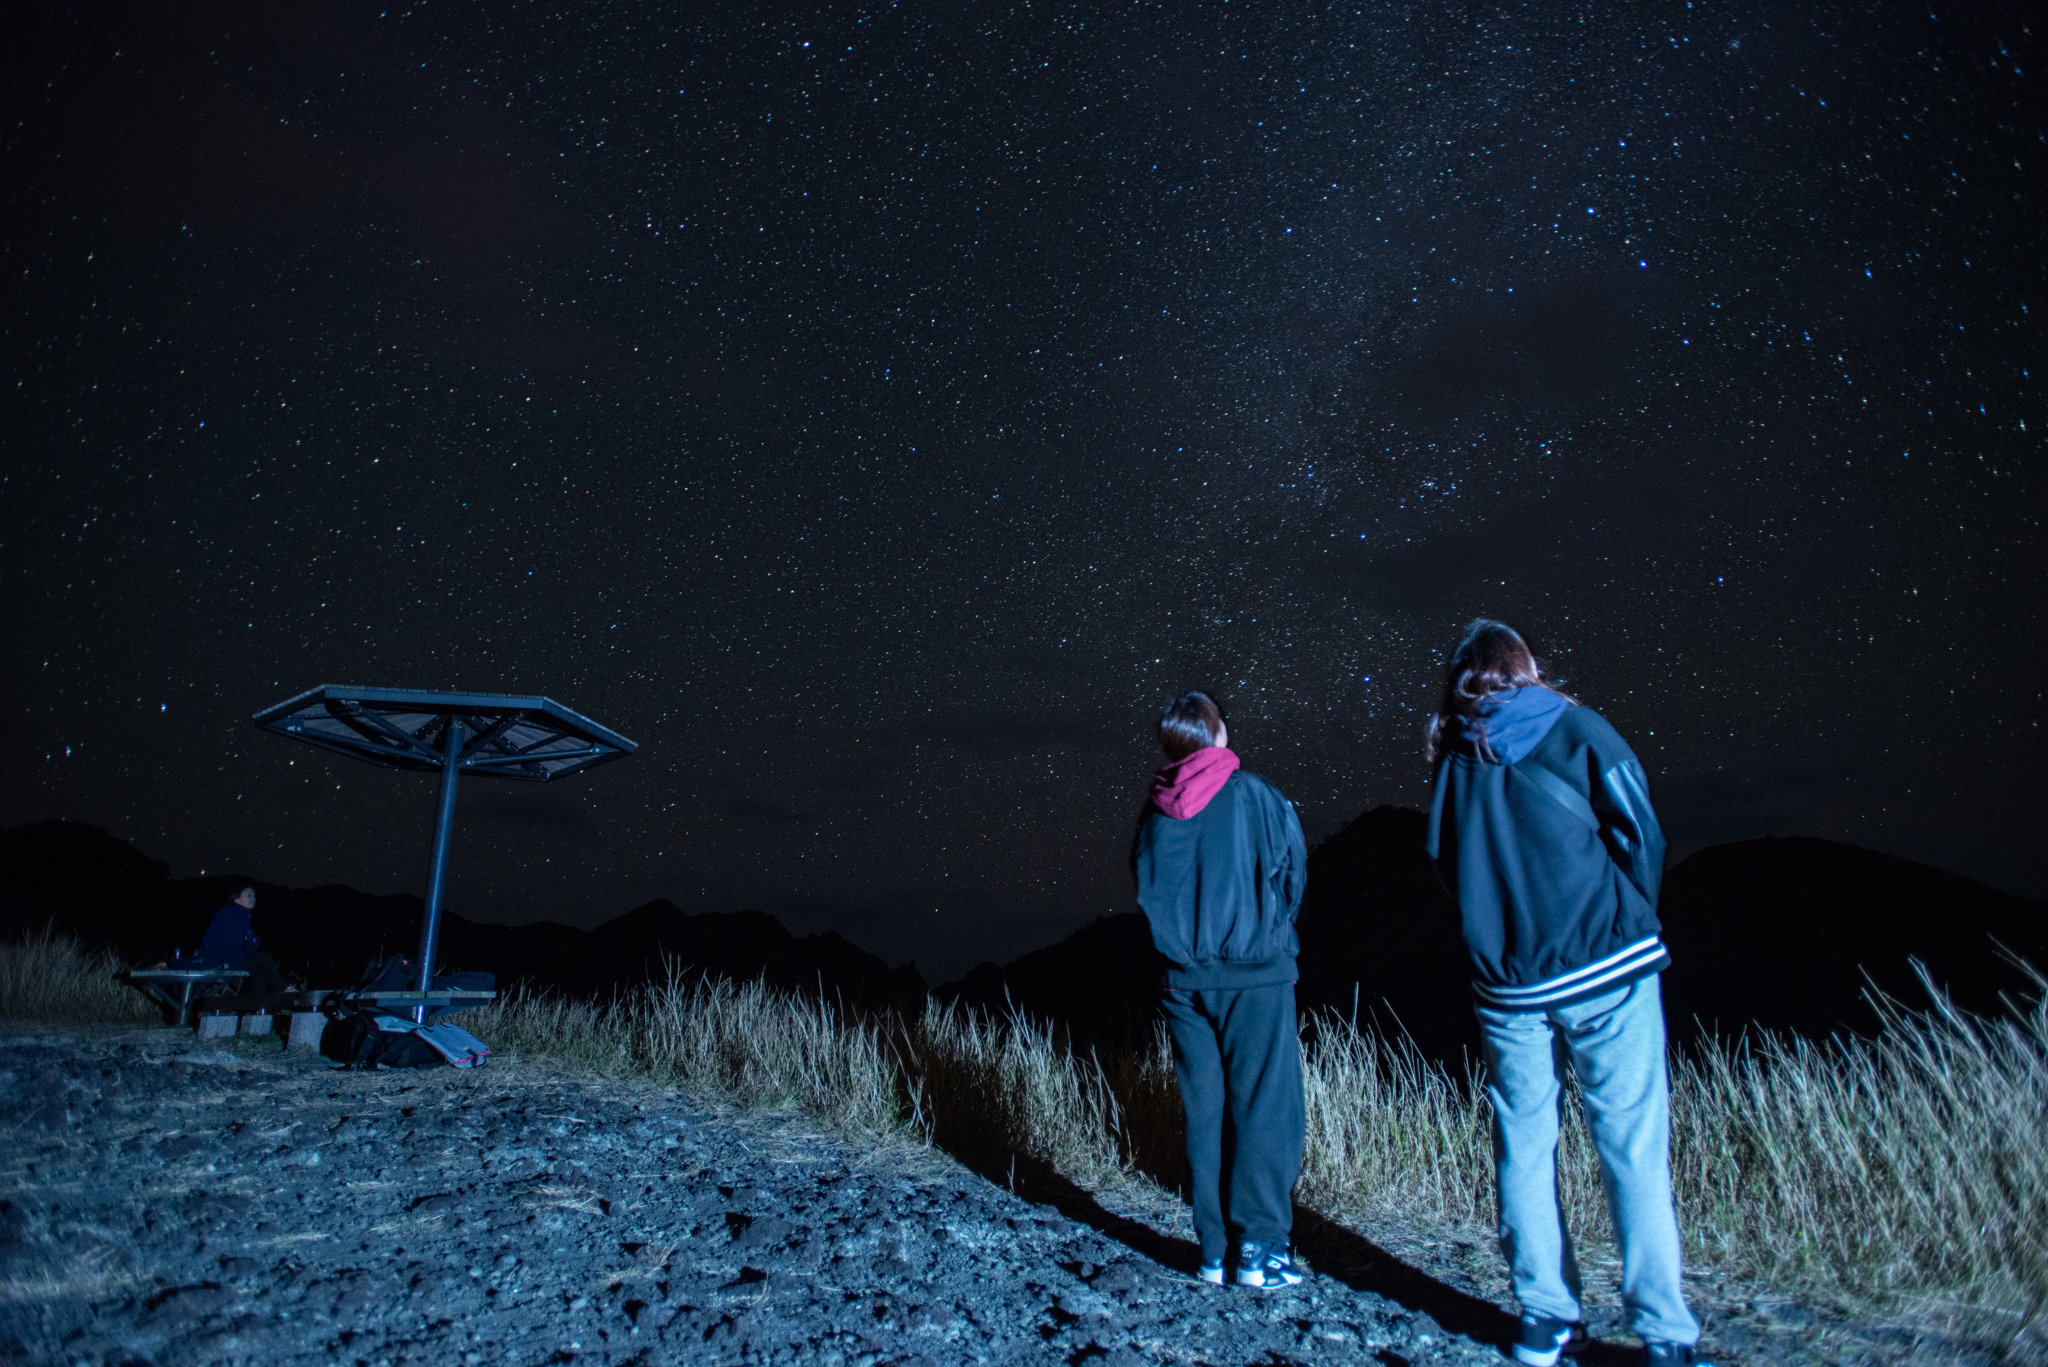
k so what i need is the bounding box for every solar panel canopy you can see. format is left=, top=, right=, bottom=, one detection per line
left=252, top=685, right=635, bottom=781
left=252, top=684, right=637, bottom=1013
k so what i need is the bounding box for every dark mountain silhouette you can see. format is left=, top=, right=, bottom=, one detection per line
left=938, top=913, right=1163, bottom=1046
left=1294, top=806, right=1474, bottom=1062
left=10, top=817, right=2040, bottom=1049
left=0, top=820, right=923, bottom=1012
left=0, top=820, right=175, bottom=951
left=938, top=807, right=2047, bottom=1065
left=931, top=806, right=1470, bottom=1052
left=436, top=900, right=925, bottom=1010
left=1657, top=835, right=2047, bottom=1042
left=1294, top=812, right=2048, bottom=1058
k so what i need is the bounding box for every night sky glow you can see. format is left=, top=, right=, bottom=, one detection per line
left=4, top=3, right=2042, bottom=980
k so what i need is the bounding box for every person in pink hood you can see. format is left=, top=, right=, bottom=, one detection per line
left=1131, top=691, right=1308, bottom=1289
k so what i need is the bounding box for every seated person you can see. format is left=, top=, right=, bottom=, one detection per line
left=198, top=885, right=291, bottom=993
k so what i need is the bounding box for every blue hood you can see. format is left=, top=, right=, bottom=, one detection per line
left=1454, top=686, right=1569, bottom=765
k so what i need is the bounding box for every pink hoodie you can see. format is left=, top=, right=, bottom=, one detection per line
left=1150, top=746, right=1241, bottom=819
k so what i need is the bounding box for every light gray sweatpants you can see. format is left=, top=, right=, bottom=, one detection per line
left=1475, top=975, right=1700, bottom=1346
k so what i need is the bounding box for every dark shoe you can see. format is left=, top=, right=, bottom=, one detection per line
left=1195, top=1257, right=1225, bottom=1286
left=1513, top=1314, right=1589, bottom=1367
left=1233, top=1240, right=1305, bottom=1288
left=1643, top=1342, right=1713, bottom=1367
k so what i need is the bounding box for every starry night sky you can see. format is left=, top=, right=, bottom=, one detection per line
left=4, top=2, right=2042, bottom=981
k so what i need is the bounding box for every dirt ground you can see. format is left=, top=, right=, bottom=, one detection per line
left=0, top=1024, right=2010, bottom=1366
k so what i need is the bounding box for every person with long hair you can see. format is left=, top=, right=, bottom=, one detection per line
left=1131, top=691, right=1308, bottom=1289
left=1425, top=620, right=1709, bottom=1367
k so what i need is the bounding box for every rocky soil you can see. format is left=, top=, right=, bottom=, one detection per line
left=0, top=1025, right=2004, bottom=1367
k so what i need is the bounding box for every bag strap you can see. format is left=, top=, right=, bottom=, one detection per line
left=1518, top=761, right=1600, bottom=832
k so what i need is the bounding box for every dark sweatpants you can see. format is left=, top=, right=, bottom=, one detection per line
left=237, top=952, right=288, bottom=995
left=1160, top=981, right=1306, bottom=1262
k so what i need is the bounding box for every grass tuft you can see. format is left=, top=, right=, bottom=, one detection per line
left=0, top=927, right=161, bottom=1025
left=1670, top=962, right=2048, bottom=1339
left=466, top=965, right=906, bottom=1140
left=897, top=999, right=1135, bottom=1183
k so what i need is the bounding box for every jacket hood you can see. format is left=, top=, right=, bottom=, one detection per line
left=1454, top=686, right=1569, bottom=765
left=1150, top=746, right=1241, bottom=819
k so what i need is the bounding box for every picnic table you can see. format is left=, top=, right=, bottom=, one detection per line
left=340, top=988, right=496, bottom=1025
left=126, top=968, right=248, bottom=1027
left=125, top=969, right=496, bottom=1040
left=342, top=989, right=496, bottom=1009
left=190, top=985, right=495, bottom=1036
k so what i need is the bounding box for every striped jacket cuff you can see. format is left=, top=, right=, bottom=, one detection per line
left=1472, top=935, right=1671, bottom=1011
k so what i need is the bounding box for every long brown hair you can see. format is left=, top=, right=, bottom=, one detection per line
left=1425, top=618, right=1570, bottom=762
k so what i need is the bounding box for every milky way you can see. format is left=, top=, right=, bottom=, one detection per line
left=4, top=3, right=2041, bottom=978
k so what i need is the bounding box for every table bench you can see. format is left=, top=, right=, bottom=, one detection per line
left=126, top=971, right=497, bottom=1041
left=126, top=968, right=248, bottom=1027
left=193, top=987, right=497, bottom=1044
left=340, top=989, right=497, bottom=1028
left=340, top=989, right=497, bottom=1010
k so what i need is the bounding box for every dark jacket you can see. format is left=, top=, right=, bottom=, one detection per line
left=1132, top=769, right=1308, bottom=990
left=1426, top=688, right=1669, bottom=1011
left=198, top=902, right=260, bottom=969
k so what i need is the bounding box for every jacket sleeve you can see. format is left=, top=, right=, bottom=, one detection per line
left=1587, top=738, right=1666, bottom=908
left=1268, top=784, right=1308, bottom=921
left=1129, top=800, right=1151, bottom=888
left=198, top=907, right=247, bottom=965
left=1424, top=762, right=1449, bottom=862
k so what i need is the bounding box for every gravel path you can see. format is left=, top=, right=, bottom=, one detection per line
left=0, top=1026, right=2000, bottom=1367
left=1, top=1026, right=1496, bottom=1367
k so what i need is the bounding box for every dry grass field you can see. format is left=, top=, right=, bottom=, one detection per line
left=10, top=932, right=2044, bottom=1359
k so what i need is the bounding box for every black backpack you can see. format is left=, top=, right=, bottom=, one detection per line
left=358, top=955, right=419, bottom=993
left=319, top=1011, right=448, bottom=1069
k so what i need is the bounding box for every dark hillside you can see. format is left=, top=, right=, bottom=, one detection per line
left=0, top=822, right=922, bottom=1010
left=1284, top=811, right=2048, bottom=1059
left=1294, top=806, right=1473, bottom=1063
left=932, top=807, right=1470, bottom=1054
left=0, top=820, right=172, bottom=948
left=11, top=819, right=2038, bottom=1048
left=1657, top=835, right=2047, bottom=1041
left=454, top=896, right=922, bottom=1011
left=937, top=913, right=1162, bottom=1045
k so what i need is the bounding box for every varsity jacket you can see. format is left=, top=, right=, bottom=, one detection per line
left=1131, top=753, right=1308, bottom=991
left=1426, top=687, right=1670, bottom=1011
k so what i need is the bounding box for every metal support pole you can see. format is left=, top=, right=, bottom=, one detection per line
left=415, top=714, right=464, bottom=1021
